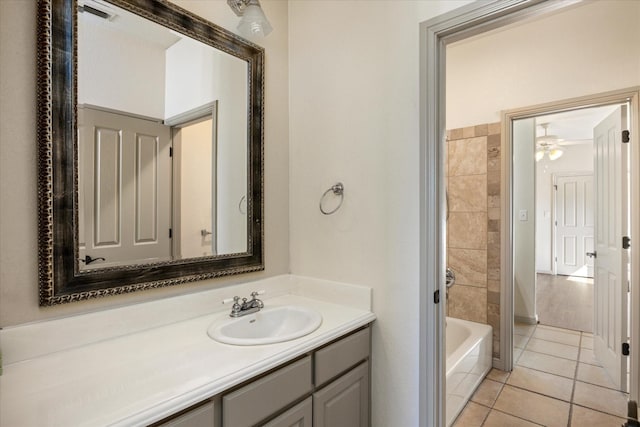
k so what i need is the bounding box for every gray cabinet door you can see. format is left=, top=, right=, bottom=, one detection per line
left=313, top=362, right=369, bottom=427
left=223, top=356, right=312, bottom=427
left=157, top=401, right=217, bottom=427
left=261, top=397, right=312, bottom=427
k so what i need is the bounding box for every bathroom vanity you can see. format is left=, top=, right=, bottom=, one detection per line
left=0, top=275, right=375, bottom=426
left=160, top=327, right=370, bottom=427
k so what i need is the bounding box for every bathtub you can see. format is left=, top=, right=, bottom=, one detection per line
left=446, top=317, right=493, bottom=426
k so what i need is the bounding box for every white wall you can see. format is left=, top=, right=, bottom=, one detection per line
left=0, top=0, right=289, bottom=326
left=288, top=1, right=473, bottom=426
left=536, top=144, right=594, bottom=273
left=78, top=15, right=166, bottom=119
left=513, top=119, right=536, bottom=323
left=447, top=0, right=640, bottom=129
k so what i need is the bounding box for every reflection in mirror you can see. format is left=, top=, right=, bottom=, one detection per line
left=37, top=0, right=264, bottom=305
left=76, top=1, right=248, bottom=270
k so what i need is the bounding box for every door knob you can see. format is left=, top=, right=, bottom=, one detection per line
left=586, top=251, right=597, bottom=258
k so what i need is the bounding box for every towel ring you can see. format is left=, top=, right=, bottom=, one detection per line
left=319, top=182, right=344, bottom=215
left=239, top=195, right=247, bottom=215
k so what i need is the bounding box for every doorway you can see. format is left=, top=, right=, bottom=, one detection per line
left=419, top=1, right=640, bottom=426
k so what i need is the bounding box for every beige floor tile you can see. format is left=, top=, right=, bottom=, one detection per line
left=532, top=327, right=581, bottom=346
left=537, top=324, right=581, bottom=335
left=576, top=363, right=619, bottom=390
left=581, top=336, right=594, bottom=349
left=514, top=323, right=536, bottom=337
left=486, top=368, right=510, bottom=383
left=493, top=385, right=570, bottom=427
left=573, top=381, right=629, bottom=418
left=514, top=333, right=530, bottom=349
left=525, top=337, right=579, bottom=360
left=513, top=347, right=524, bottom=364
left=507, top=366, right=573, bottom=401
left=452, top=401, right=490, bottom=427
left=517, top=350, right=577, bottom=379
left=470, top=378, right=503, bottom=407
left=578, top=348, right=601, bottom=366
left=570, top=405, right=626, bottom=427
left=483, top=410, right=542, bottom=427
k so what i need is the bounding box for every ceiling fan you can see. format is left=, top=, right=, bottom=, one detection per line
left=535, top=123, right=564, bottom=161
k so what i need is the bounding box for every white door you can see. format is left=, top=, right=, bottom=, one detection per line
left=555, top=174, right=594, bottom=277
left=78, top=107, right=172, bottom=269
left=593, top=105, right=629, bottom=392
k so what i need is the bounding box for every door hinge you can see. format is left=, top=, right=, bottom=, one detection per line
left=623, top=236, right=631, bottom=249
left=169, top=147, right=173, bottom=157
left=554, top=184, right=558, bottom=190
left=622, top=130, right=630, bottom=143
left=434, top=289, right=440, bottom=304
left=169, top=228, right=172, bottom=238
left=622, top=342, right=630, bottom=356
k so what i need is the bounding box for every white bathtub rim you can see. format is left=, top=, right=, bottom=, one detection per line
left=445, top=317, right=493, bottom=377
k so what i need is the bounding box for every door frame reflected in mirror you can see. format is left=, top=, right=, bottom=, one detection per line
left=37, top=0, right=264, bottom=306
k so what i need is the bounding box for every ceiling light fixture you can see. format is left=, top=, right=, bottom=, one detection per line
left=535, top=123, right=564, bottom=162
left=227, top=0, right=273, bottom=38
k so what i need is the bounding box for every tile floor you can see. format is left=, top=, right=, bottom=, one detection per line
left=452, top=323, right=629, bottom=427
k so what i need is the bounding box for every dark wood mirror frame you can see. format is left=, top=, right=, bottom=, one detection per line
left=37, top=0, right=264, bottom=306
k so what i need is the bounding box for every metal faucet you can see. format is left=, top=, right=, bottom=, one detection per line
left=229, top=291, right=265, bottom=317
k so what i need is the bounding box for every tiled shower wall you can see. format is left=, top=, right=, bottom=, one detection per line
left=446, top=122, right=501, bottom=358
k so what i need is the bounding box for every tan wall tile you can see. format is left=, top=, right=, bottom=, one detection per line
left=448, top=175, right=487, bottom=212
left=474, top=124, right=488, bottom=137
left=445, top=122, right=503, bottom=359
left=488, top=291, right=500, bottom=305
left=448, top=248, right=487, bottom=287
left=449, top=127, right=464, bottom=140
left=487, top=232, right=500, bottom=269
left=448, top=285, right=487, bottom=323
left=488, top=122, right=501, bottom=135
left=462, top=126, right=476, bottom=138
left=488, top=279, right=500, bottom=292
left=449, top=212, right=488, bottom=250
left=488, top=207, right=500, bottom=220
left=487, top=170, right=500, bottom=196
left=487, top=133, right=500, bottom=148
left=449, top=137, right=487, bottom=176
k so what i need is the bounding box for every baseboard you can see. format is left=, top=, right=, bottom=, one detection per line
left=514, top=315, right=538, bottom=325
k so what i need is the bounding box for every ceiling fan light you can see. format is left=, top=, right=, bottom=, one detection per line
left=535, top=150, right=545, bottom=162
left=548, top=148, right=564, bottom=161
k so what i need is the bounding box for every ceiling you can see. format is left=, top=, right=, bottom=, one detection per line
left=534, top=104, right=622, bottom=146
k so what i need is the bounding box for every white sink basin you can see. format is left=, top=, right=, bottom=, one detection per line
left=207, top=305, right=322, bottom=345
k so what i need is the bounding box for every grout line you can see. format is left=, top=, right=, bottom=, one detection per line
left=567, top=332, right=583, bottom=426
left=504, top=381, right=573, bottom=404
left=486, top=408, right=546, bottom=426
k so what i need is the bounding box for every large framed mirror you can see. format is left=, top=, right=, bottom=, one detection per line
left=37, top=0, right=264, bottom=306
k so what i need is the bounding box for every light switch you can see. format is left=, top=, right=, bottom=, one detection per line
left=519, top=209, right=528, bottom=221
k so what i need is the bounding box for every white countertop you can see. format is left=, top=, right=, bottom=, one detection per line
left=0, top=275, right=375, bottom=426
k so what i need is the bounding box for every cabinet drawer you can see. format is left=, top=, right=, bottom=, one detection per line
left=315, top=328, right=370, bottom=386
left=223, top=356, right=312, bottom=427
